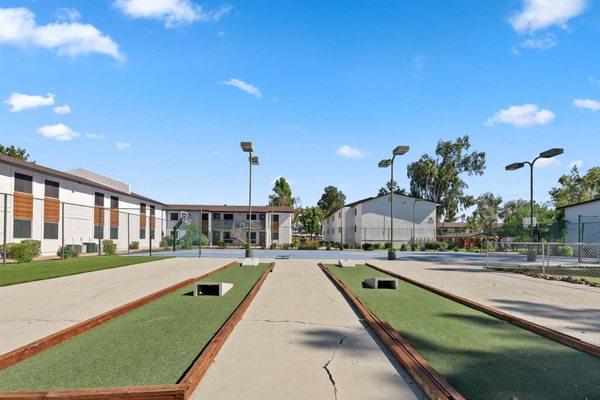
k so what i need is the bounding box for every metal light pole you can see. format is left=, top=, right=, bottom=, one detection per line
left=378, top=145, right=409, bottom=260
left=241, top=142, right=259, bottom=258
left=506, top=148, right=564, bottom=244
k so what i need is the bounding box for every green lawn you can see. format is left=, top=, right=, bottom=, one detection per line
left=326, top=264, right=600, bottom=400
left=0, top=256, right=171, bottom=287
left=0, top=263, right=268, bottom=391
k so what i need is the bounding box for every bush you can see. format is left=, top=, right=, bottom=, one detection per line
left=270, top=243, right=278, bottom=250
left=446, top=241, right=456, bottom=251
left=102, top=240, right=117, bottom=255
left=291, top=237, right=301, bottom=249
left=218, top=240, right=228, bottom=248
left=549, top=245, right=574, bottom=257
left=299, top=240, right=319, bottom=250
left=373, top=243, right=382, bottom=250
left=348, top=243, right=355, bottom=249
left=400, top=244, right=407, bottom=251
left=21, top=240, right=42, bottom=258
left=181, top=237, right=192, bottom=249
left=438, top=242, right=448, bottom=252
left=362, top=243, right=373, bottom=251
left=423, top=242, right=441, bottom=251
left=10, top=242, right=35, bottom=263
left=282, top=242, right=292, bottom=250
left=160, top=236, right=170, bottom=250
left=129, top=241, right=140, bottom=250
left=57, top=245, right=80, bottom=258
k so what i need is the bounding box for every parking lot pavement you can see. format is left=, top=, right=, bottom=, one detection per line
left=372, top=259, right=600, bottom=346
left=0, top=258, right=235, bottom=354
left=192, top=260, right=424, bottom=400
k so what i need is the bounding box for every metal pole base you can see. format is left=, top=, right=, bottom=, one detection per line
left=387, top=248, right=396, bottom=260
left=245, top=245, right=253, bottom=258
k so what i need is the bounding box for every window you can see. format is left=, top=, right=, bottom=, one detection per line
left=110, top=196, right=119, bottom=239
left=170, top=212, right=179, bottom=221
left=272, top=232, right=279, bottom=241
left=224, top=213, right=233, bottom=220
left=338, top=227, right=342, bottom=233
left=354, top=208, right=357, bottom=216
left=150, top=205, right=156, bottom=239
left=14, top=220, right=31, bottom=238
left=44, top=180, right=60, bottom=239
left=213, top=213, right=221, bottom=220
left=259, top=213, right=266, bottom=221
left=202, top=213, right=209, bottom=221
left=13, top=173, right=33, bottom=238
left=140, top=203, right=146, bottom=239
left=223, top=231, right=231, bottom=240
left=354, top=225, right=357, bottom=232
left=272, top=214, right=279, bottom=223
left=94, top=193, right=104, bottom=239
left=44, top=180, right=59, bottom=198
left=14, top=173, right=32, bottom=194
left=246, top=214, right=257, bottom=220
left=44, top=222, right=58, bottom=239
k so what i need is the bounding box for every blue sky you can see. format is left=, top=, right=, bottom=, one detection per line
left=1, top=1, right=599, bottom=213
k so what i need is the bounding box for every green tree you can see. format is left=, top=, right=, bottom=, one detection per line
left=550, top=166, right=600, bottom=208
left=407, top=135, right=485, bottom=221
left=269, top=177, right=298, bottom=207
left=0, top=145, right=29, bottom=160
left=317, top=186, right=346, bottom=216
left=499, top=200, right=556, bottom=241
left=467, top=192, right=503, bottom=238
left=377, top=179, right=406, bottom=196
left=298, top=207, right=324, bottom=239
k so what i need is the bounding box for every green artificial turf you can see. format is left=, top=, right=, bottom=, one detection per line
left=0, top=256, right=171, bottom=287
left=326, top=264, right=600, bottom=400
left=0, top=263, right=268, bottom=391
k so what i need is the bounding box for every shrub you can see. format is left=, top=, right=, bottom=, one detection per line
left=362, top=243, right=373, bottom=251
left=326, top=244, right=331, bottom=250
left=21, top=240, right=42, bottom=258
left=282, top=242, right=292, bottom=250
left=291, top=237, right=301, bottom=249
left=549, top=245, right=574, bottom=257
left=438, top=242, right=448, bottom=252
left=423, top=241, right=441, bottom=251
left=400, top=244, right=407, bottom=251
left=299, top=240, right=319, bottom=250
left=10, top=242, right=35, bottom=263
left=102, top=240, right=117, bottom=255
left=57, top=245, right=80, bottom=258
left=218, top=240, right=228, bottom=249
left=129, top=241, right=140, bottom=250
left=373, top=243, right=382, bottom=250
left=270, top=243, right=278, bottom=250
left=348, top=243, right=355, bottom=249
left=181, top=237, right=192, bottom=249
left=160, top=236, right=170, bottom=250
left=446, top=241, right=456, bottom=251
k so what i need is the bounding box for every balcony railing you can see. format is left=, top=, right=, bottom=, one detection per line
left=211, top=220, right=266, bottom=230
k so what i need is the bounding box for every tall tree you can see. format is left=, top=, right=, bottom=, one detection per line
left=467, top=192, right=503, bottom=238
left=377, top=179, right=406, bottom=196
left=0, top=145, right=29, bottom=161
left=298, top=207, right=324, bottom=239
left=550, top=166, right=600, bottom=208
left=499, top=200, right=557, bottom=241
left=268, top=177, right=298, bottom=207
left=407, top=135, right=485, bottom=221
left=317, top=186, right=346, bottom=216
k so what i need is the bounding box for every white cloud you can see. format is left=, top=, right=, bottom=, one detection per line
left=512, top=33, right=556, bottom=54
left=5, top=92, right=55, bottom=112
left=336, top=145, right=365, bottom=159
left=569, top=160, right=584, bottom=169
left=588, top=75, right=600, bottom=85
left=37, top=123, right=79, bottom=141
left=221, top=78, right=262, bottom=99
left=0, top=7, right=123, bottom=60
left=86, top=132, right=104, bottom=140
left=509, top=0, right=588, bottom=33
left=55, top=8, right=81, bottom=22
left=573, top=98, right=600, bottom=111
left=53, top=104, right=71, bottom=114
left=485, top=104, right=555, bottom=128
left=116, top=141, right=131, bottom=150
left=535, top=157, right=560, bottom=168
left=114, top=1, right=232, bottom=28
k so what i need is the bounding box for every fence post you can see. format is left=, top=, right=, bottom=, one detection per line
left=127, top=213, right=130, bottom=255
left=149, top=215, right=152, bottom=257
left=61, top=202, right=65, bottom=259
left=542, top=243, right=546, bottom=278
left=2, top=193, right=7, bottom=266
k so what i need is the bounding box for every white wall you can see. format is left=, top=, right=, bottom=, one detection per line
left=564, top=201, right=600, bottom=243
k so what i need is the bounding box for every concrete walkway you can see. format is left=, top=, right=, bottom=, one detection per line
left=372, top=259, right=600, bottom=346
left=0, top=258, right=235, bottom=354
left=192, top=260, right=423, bottom=400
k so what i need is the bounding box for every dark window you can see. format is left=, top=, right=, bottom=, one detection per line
left=213, top=213, right=221, bottom=220
left=170, top=212, right=179, bottom=221
left=140, top=203, right=146, bottom=213
left=272, top=214, right=280, bottom=223
left=259, top=214, right=266, bottom=221
left=272, top=232, right=279, bottom=240
left=246, top=214, right=257, bottom=220
left=202, top=213, right=209, bottom=221
left=150, top=230, right=155, bottom=240
left=150, top=205, right=155, bottom=216
left=223, top=231, right=231, bottom=240
left=94, top=225, right=104, bottom=239
left=111, top=196, right=119, bottom=209
left=45, top=180, right=59, bottom=198
left=14, top=220, right=31, bottom=238
left=354, top=225, right=357, bottom=232
left=95, top=192, right=104, bottom=206
left=250, top=232, right=256, bottom=240
left=110, top=227, right=118, bottom=239
left=140, top=229, right=146, bottom=239
left=224, top=213, right=233, bottom=220
left=44, top=222, right=58, bottom=239
left=354, top=209, right=357, bottom=216
left=14, top=173, right=32, bottom=194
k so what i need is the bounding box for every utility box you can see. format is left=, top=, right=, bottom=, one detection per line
left=338, top=259, right=356, bottom=268
left=242, top=258, right=259, bottom=266
left=363, top=277, right=398, bottom=290
left=194, top=282, right=233, bottom=296
left=83, top=242, right=98, bottom=254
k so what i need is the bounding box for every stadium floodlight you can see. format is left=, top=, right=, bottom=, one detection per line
left=251, top=156, right=260, bottom=165
left=505, top=162, right=525, bottom=171
left=240, top=142, right=254, bottom=152
left=393, top=145, right=409, bottom=156
left=540, top=148, right=564, bottom=159
left=378, top=159, right=392, bottom=168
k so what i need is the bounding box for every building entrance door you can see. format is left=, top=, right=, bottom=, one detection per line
left=259, top=232, right=266, bottom=246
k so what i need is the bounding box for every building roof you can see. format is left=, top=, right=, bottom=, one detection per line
left=165, top=204, right=295, bottom=213
left=324, top=193, right=439, bottom=219
left=557, top=197, right=600, bottom=210
left=437, top=221, right=468, bottom=229
left=0, top=153, right=165, bottom=206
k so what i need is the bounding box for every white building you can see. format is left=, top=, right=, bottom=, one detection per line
left=165, top=205, right=294, bottom=247
left=559, top=198, right=600, bottom=243
left=321, top=194, right=438, bottom=247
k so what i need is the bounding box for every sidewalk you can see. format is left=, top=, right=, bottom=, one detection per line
left=0, top=258, right=234, bottom=354
left=192, top=259, right=423, bottom=400
left=372, top=259, right=600, bottom=346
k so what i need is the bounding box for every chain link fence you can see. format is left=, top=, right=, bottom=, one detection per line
left=486, top=241, right=600, bottom=285
left=321, top=226, right=436, bottom=248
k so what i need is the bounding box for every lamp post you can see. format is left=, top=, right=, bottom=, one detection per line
left=378, top=145, right=409, bottom=260
left=505, top=148, right=563, bottom=244
left=241, top=142, right=259, bottom=258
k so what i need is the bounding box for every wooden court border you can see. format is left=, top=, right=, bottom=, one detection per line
left=365, top=262, right=600, bottom=358
left=318, top=263, right=464, bottom=400
left=0, top=261, right=275, bottom=399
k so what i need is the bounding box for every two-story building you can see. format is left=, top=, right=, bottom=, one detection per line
left=321, top=193, right=438, bottom=247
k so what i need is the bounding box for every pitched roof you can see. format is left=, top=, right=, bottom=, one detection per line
left=325, top=193, right=439, bottom=219
left=557, top=197, right=600, bottom=210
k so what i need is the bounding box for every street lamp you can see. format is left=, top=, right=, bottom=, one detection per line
left=241, top=142, right=259, bottom=258
left=505, top=148, right=563, bottom=244
left=378, top=145, right=410, bottom=260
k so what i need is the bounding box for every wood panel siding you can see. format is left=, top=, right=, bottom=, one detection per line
left=44, top=197, right=60, bottom=222
left=14, top=192, right=33, bottom=220
left=94, top=206, right=104, bottom=226
left=140, top=212, right=147, bottom=229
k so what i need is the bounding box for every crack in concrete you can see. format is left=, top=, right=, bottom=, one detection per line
left=245, top=318, right=361, bottom=331
left=322, top=330, right=362, bottom=400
